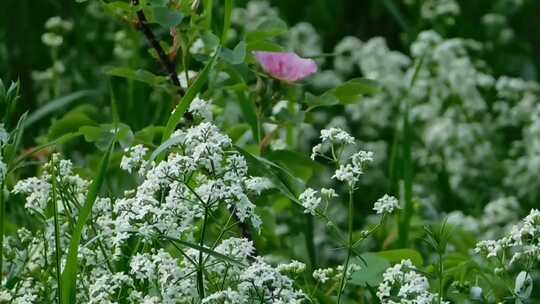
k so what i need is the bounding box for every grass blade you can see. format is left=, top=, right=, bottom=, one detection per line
left=161, top=53, right=218, bottom=144
left=61, top=138, right=115, bottom=304
left=10, top=132, right=83, bottom=173
left=51, top=165, right=64, bottom=303
left=397, top=55, right=425, bottom=247
left=24, top=90, right=96, bottom=128
left=221, top=0, right=233, bottom=42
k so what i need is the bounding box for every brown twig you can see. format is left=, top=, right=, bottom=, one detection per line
left=131, top=0, right=182, bottom=89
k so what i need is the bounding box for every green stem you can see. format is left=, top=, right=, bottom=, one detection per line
left=398, top=98, right=413, bottom=248
left=52, top=171, right=63, bottom=303
left=304, top=214, right=316, bottom=270
left=0, top=180, right=4, bottom=283
left=438, top=251, right=443, bottom=304
left=337, top=187, right=354, bottom=303
left=197, top=207, right=209, bottom=299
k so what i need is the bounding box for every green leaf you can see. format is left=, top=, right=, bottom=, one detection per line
left=161, top=52, right=218, bottom=144
left=101, top=1, right=135, bottom=17
left=246, top=18, right=288, bottom=42
left=48, top=111, right=97, bottom=141
left=152, top=6, right=184, bottom=28
left=305, top=78, right=381, bottom=109
left=135, top=125, right=164, bottom=146
left=220, top=41, right=246, bottom=65
left=201, top=31, right=220, bottom=52
left=3, top=112, right=27, bottom=164
left=25, top=90, right=96, bottom=128
left=375, top=249, right=424, bottom=267
left=332, top=78, right=381, bottom=103
left=236, top=146, right=304, bottom=204
left=148, top=0, right=168, bottom=6
left=349, top=253, right=390, bottom=287
left=266, top=150, right=321, bottom=181
left=226, top=124, right=250, bottom=143
left=246, top=40, right=284, bottom=52
left=105, top=67, right=168, bottom=86
left=61, top=138, right=116, bottom=304
left=236, top=90, right=260, bottom=142
left=80, top=123, right=133, bottom=150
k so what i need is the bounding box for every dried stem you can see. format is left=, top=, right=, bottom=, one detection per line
left=131, top=0, right=182, bottom=89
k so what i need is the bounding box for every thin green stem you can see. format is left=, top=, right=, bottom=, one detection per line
left=0, top=180, right=4, bottom=283
left=337, top=187, right=354, bottom=303
left=197, top=207, right=209, bottom=299
left=304, top=214, right=317, bottom=270
left=51, top=171, right=63, bottom=303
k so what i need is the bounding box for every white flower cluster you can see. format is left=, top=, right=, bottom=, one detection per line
left=311, top=127, right=374, bottom=187
left=299, top=188, right=320, bottom=215
left=120, top=144, right=149, bottom=174
left=13, top=155, right=88, bottom=215
left=377, top=259, right=443, bottom=304
left=312, top=264, right=361, bottom=284
left=332, top=150, right=374, bottom=187
left=189, top=96, right=214, bottom=121
left=373, top=194, right=400, bottom=215
left=109, top=123, right=264, bottom=246
left=41, top=16, right=72, bottom=48
left=420, top=0, right=460, bottom=21
left=288, top=22, right=322, bottom=59
left=4, top=122, right=309, bottom=302
left=475, top=209, right=540, bottom=268
left=129, top=249, right=196, bottom=301
left=231, top=0, right=279, bottom=31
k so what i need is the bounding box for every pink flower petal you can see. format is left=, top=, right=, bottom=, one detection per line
left=254, top=51, right=318, bottom=83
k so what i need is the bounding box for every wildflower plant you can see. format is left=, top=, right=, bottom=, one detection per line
left=3, top=0, right=540, bottom=303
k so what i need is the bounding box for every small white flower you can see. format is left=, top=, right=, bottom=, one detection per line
left=120, top=144, right=149, bottom=174
left=321, top=188, right=338, bottom=199
left=313, top=268, right=333, bottom=283
left=299, top=188, right=321, bottom=215
left=277, top=260, right=306, bottom=274
left=245, top=177, right=273, bottom=195
left=189, top=96, right=213, bottom=121
left=373, top=194, right=400, bottom=214
left=13, top=177, right=51, bottom=215
left=189, top=38, right=205, bottom=54
left=311, top=143, right=322, bottom=160
left=332, top=164, right=359, bottom=186
left=178, top=70, right=198, bottom=89
left=0, top=124, right=8, bottom=145
left=320, top=127, right=355, bottom=145
left=41, top=32, right=63, bottom=47
left=0, top=156, right=6, bottom=182
left=334, top=36, right=363, bottom=74
left=377, top=259, right=440, bottom=303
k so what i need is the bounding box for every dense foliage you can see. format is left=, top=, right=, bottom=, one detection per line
left=2, top=0, right=540, bottom=303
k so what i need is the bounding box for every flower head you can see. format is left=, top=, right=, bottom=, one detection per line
left=254, top=51, right=317, bottom=83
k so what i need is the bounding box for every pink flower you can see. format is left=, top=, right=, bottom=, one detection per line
left=254, top=51, right=318, bottom=83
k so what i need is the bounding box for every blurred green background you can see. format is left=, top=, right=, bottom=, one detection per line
left=3, top=0, right=540, bottom=112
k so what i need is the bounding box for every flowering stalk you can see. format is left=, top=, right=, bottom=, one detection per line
left=337, top=186, right=354, bottom=304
